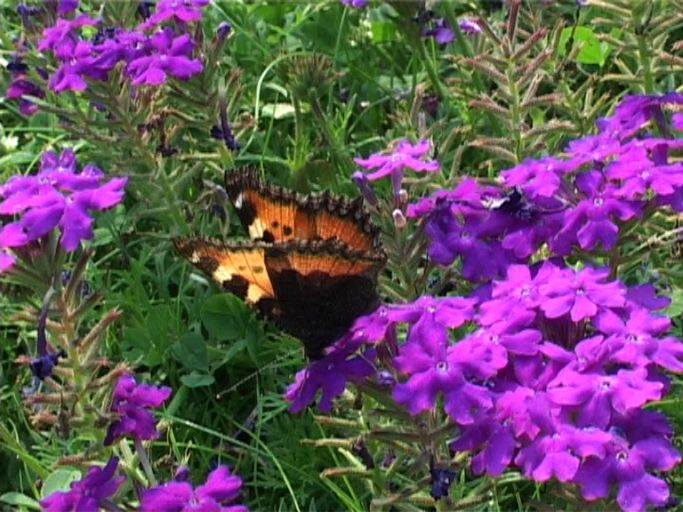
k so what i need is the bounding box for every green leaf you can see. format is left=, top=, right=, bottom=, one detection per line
left=180, top=371, right=216, bottom=388
left=261, top=103, right=296, bottom=119
left=173, top=332, right=208, bottom=371
left=0, top=493, right=40, bottom=510
left=665, top=288, right=683, bottom=317
left=200, top=293, right=250, bottom=341
left=370, top=21, right=399, bottom=43
left=121, top=305, right=177, bottom=367
left=559, top=26, right=612, bottom=66
left=41, top=468, right=82, bottom=498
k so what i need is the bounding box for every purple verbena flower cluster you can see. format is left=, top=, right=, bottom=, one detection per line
left=6, top=55, right=46, bottom=116
left=39, top=457, right=124, bottom=512
left=340, top=0, right=369, bottom=8
left=104, top=373, right=172, bottom=445
left=286, top=262, right=683, bottom=511
left=141, top=465, right=248, bottom=512
left=418, top=10, right=482, bottom=45
left=0, top=149, right=127, bottom=272
left=33, top=0, right=207, bottom=94
left=409, top=93, right=683, bottom=282
left=353, top=139, right=439, bottom=205
left=39, top=456, right=249, bottom=512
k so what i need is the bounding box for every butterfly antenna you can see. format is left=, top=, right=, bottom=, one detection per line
left=215, top=347, right=300, bottom=400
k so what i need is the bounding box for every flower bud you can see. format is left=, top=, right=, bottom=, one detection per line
left=352, top=171, right=378, bottom=206
left=392, top=208, right=407, bottom=229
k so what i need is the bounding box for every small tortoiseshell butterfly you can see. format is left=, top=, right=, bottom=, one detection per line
left=174, top=168, right=385, bottom=358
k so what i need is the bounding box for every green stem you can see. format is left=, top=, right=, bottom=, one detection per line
left=636, top=33, right=654, bottom=93
left=135, top=437, right=158, bottom=486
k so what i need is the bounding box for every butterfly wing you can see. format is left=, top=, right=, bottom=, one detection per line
left=175, top=236, right=383, bottom=359
left=173, top=237, right=275, bottom=306
left=225, top=167, right=381, bottom=253
left=263, top=240, right=384, bottom=358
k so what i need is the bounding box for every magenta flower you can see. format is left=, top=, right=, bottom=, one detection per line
left=458, top=18, right=482, bottom=34
left=341, top=0, right=368, bottom=7
left=104, top=373, right=172, bottom=445
left=424, top=18, right=455, bottom=44
left=0, top=249, right=14, bottom=271
left=126, top=28, right=203, bottom=85
left=38, top=14, right=99, bottom=60
left=5, top=76, right=45, bottom=115
left=285, top=347, right=376, bottom=413
left=547, top=368, right=663, bottom=429
left=515, top=425, right=610, bottom=483
left=39, top=457, right=124, bottom=512
left=57, top=0, right=79, bottom=15
left=392, top=331, right=500, bottom=422
left=574, top=436, right=680, bottom=512
left=539, top=266, right=626, bottom=322
left=354, top=139, right=439, bottom=200
left=501, top=157, right=574, bottom=199
left=0, top=149, right=127, bottom=261
left=140, top=0, right=210, bottom=30
left=140, top=465, right=247, bottom=512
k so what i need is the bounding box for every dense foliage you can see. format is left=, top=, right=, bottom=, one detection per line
left=1, top=1, right=683, bottom=511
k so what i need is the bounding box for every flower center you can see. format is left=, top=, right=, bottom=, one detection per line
left=616, top=451, right=628, bottom=462
left=436, top=361, right=448, bottom=372
left=593, top=197, right=604, bottom=207
left=600, top=379, right=611, bottom=390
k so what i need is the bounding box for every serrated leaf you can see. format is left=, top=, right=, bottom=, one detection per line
left=180, top=372, right=215, bottom=388
left=0, top=492, right=39, bottom=510
left=41, top=468, right=81, bottom=497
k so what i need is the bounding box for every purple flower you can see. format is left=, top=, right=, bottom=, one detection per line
left=39, top=457, right=124, bottom=512
left=285, top=347, right=376, bottom=412
left=140, top=465, right=247, bottom=512
left=539, top=266, right=626, bottom=322
left=0, top=249, right=15, bottom=271
left=351, top=171, right=379, bottom=206
left=423, top=18, right=454, bottom=45
left=5, top=76, right=45, bottom=115
left=392, top=331, right=500, bottom=422
left=354, top=139, right=439, bottom=198
left=340, top=0, right=368, bottom=7
left=140, top=0, right=210, bottom=30
left=126, top=28, right=203, bottom=85
left=515, top=425, right=612, bottom=483
left=104, top=373, right=172, bottom=444
left=605, top=145, right=683, bottom=199
left=57, top=0, right=79, bottom=15
left=501, top=157, right=574, bottom=199
left=547, top=368, right=663, bottom=429
left=38, top=14, right=99, bottom=60
left=458, top=18, right=482, bottom=34
left=574, top=436, right=680, bottom=512
left=0, top=149, right=127, bottom=259
left=553, top=171, right=643, bottom=254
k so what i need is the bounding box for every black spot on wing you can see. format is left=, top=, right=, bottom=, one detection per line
left=222, top=274, right=250, bottom=299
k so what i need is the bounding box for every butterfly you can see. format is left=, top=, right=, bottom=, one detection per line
left=174, top=168, right=385, bottom=359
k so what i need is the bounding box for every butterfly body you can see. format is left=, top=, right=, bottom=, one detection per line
left=175, top=169, right=385, bottom=359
